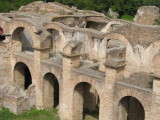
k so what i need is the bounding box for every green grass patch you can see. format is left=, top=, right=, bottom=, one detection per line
left=0, top=107, right=99, bottom=120
left=120, top=15, right=134, bottom=21
left=0, top=107, right=59, bottom=120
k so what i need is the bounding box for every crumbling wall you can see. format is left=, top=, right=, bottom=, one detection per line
left=0, top=84, right=35, bottom=114
left=0, top=42, right=11, bottom=85
left=134, top=6, right=160, bottom=25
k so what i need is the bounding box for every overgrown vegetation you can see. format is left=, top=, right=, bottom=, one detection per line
left=0, top=107, right=59, bottom=120
left=0, top=107, right=99, bottom=120
left=0, top=0, right=159, bottom=18
left=120, top=15, right=134, bottom=21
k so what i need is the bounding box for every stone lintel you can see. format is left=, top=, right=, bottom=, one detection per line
left=61, top=52, right=81, bottom=58
left=104, top=59, right=126, bottom=69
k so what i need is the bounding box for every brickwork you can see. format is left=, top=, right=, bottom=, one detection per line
left=0, top=2, right=160, bottom=120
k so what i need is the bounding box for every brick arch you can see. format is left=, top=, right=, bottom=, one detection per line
left=72, top=78, right=102, bottom=96
left=115, top=88, right=150, bottom=111
left=14, top=61, right=33, bottom=90
left=41, top=71, right=61, bottom=86
left=105, top=33, right=130, bottom=46
left=72, top=81, right=100, bottom=120
left=42, top=72, right=60, bottom=109
left=44, top=22, right=64, bottom=33
left=9, top=19, right=39, bottom=48
left=14, top=61, right=33, bottom=77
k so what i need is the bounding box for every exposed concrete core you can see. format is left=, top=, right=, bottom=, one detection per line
left=43, top=73, right=59, bottom=110
left=73, top=82, right=99, bottom=120
left=14, top=62, right=32, bottom=90
left=118, top=96, right=145, bottom=120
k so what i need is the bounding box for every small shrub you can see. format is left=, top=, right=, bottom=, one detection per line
left=120, top=15, right=134, bottom=21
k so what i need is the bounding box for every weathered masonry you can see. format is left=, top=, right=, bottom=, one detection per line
left=0, top=1, right=160, bottom=120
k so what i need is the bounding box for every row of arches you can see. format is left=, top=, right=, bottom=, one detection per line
left=14, top=61, right=145, bottom=120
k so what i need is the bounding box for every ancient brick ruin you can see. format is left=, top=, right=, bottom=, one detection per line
left=0, top=1, right=160, bottom=120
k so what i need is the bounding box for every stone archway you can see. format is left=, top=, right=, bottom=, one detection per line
left=43, top=73, right=59, bottom=110
left=73, top=82, right=99, bottom=120
left=11, top=27, right=33, bottom=52
left=118, top=96, right=145, bottom=120
left=14, top=62, right=32, bottom=90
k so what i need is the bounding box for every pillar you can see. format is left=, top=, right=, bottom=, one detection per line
left=60, top=54, right=81, bottom=120
left=151, top=75, right=160, bottom=120
left=102, top=61, right=125, bottom=120
left=34, top=48, right=50, bottom=109
left=60, top=40, right=82, bottom=120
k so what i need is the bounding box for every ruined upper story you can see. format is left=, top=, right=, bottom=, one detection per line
left=0, top=1, right=160, bottom=88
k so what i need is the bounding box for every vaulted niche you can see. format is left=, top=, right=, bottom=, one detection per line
left=118, top=96, right=145, bottom=120
left=12, top=27, right=33, bottom=52
left=14, top=62, right=32, bottom=90
left=73, top=82, right=99, bottom=120
left=43, top=73, right=59, bottom=109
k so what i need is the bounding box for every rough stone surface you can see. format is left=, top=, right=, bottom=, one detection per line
left=134, top=6, right=160, bottom=25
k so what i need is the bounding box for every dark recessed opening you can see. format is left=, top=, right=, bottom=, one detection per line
left=24, top=66, right=32, bottom=90
left=119, top=96, right=145, bottom=120
left=0, top=27, right=5, bottom=41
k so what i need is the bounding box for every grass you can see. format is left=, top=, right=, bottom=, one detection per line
left=120, top=14, right=134, bottom=21
left=0, top=107, right=99, bottom=120
left=0, top=107, right=59, bottom=120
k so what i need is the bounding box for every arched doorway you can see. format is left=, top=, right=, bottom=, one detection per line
left=43, top=73, right=59, bottom=110
left=12, top=27, right=33, bottom=52
left=14, top=62, right=32, bottom=90
left=73, top=82, right=99, bottom=120
left=118, top=96, right=145, bottom=120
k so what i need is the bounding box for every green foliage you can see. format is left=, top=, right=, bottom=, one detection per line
left=120, top=15, right=134, bottom=21
left=0, top=0, right=43, bottom=12
left=0, top=0, right=160, bottom=22
left=0, top=107, right=99, bottom=120
left=0, top=107, right=60, bottom=120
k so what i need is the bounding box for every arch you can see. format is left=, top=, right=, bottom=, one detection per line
left=11, top=27, right=34, bottom=52
left=43, top=72, right=59, bottom=110
left=105, top=33, right=129, bottom=46
left=44, top=23, right=63, bottom=33
left=118, top=96, right=145, bottom=120
left=14, top=62, right=32, bottom=90
left=45, top=23, right=66, bottom=54
left=72, top=82, right=100, bottom=120
left=115, top=88, right=151, bottom=119
left=9, top=19, right=48, bottom=49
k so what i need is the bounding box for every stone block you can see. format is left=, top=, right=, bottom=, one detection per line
left=4, top=95, right=30, bottom=114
